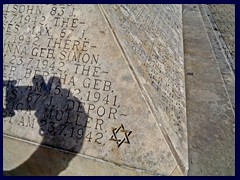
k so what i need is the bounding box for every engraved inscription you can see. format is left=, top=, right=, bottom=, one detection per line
left=103, top=4, right=186, bottom=140
left=4, top=5, right=188, bottom=175
left=3, top=4, right=127, bottom=149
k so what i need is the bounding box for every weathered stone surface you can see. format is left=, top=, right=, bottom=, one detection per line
left=3, top=4, right=187, bottom=175
left=101, top=5, right=187, bottom=173
left=208, top=4, right=235, bottom=64
left=4, top=135, right=151, bottom=176
left=199, top=4, right=235, bottom=110
left=183, top=5, right=235, bottom=176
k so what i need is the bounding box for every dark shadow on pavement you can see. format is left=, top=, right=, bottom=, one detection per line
left=3, top=75, right=88, bottom=175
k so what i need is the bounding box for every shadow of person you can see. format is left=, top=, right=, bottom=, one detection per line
left=4, top=75, right=88, bottom=176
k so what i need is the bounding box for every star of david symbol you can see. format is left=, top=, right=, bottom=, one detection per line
left=109, top=124, right=132, bottom=148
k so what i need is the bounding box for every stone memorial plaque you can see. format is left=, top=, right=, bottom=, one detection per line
left=102, top=4, right=187, bottom=173
left=3, top=4, right=187, bottom=175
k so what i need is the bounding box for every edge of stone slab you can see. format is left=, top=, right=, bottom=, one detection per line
left=180, top=4, right=189, bottom=175
left=99, top=4, right=188, bottom=175
left=183, top=4, right=235, bottom=176
left=198, top=4, right=235, bottom=112
left=170, top=165, right=184, bottom=176
left=4, top=134, right=171, bottom=175
left=200, top=5, right=235, bottom=74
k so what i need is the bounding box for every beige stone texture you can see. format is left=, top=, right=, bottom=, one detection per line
left=3, top=4, right=187, bottom=175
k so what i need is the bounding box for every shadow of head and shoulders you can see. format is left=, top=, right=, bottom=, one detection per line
left=4, top=75, right=88, bottom=175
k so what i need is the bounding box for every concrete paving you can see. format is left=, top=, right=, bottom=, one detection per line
left=208, top=5, right=235, bottom=62
left=183, top=4, right=235, bottom=176
left=199, top=4, right=235, bottom=112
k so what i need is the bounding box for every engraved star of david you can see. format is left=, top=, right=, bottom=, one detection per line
left=109, top=124, right=132, bottom=148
